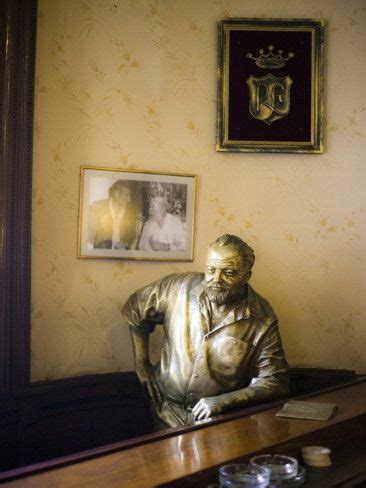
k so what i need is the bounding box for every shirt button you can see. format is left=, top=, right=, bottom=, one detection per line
left=193, top=373, right=198, bottom=378
left=199, top=354, right=203, bottom=358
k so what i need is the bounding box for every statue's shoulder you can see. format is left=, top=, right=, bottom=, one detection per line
left=162, top=271, right=204, bottom=287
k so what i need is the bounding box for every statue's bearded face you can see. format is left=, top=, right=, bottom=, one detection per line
left=205, top=245, right=250, bottom=306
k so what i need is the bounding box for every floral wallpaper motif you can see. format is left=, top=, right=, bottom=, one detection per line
left=32, top=0, right=366, bottom=381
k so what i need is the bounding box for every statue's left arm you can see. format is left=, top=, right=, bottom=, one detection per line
left=192, top=320, right=289, bottom=421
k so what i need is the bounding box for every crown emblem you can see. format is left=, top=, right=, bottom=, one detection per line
left=247, top=45, right=294, bottom=69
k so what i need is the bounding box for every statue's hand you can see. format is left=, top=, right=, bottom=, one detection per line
left=137, top=366, right=163, bottom=410
left=191, top=395, right=226, bottom=421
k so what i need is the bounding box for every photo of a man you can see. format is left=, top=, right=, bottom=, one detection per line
left=87, top=179, right=141, bottom=250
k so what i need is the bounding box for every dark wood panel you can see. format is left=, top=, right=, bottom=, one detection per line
left=0, top=0, right=37, bottom=392
left=288, top=367, right=358, bottom=397
left=0, top=423, right=19, bottom=471
left=23, top=412, right=95, bottom=465
left=0, top=372, right=152, bottom=471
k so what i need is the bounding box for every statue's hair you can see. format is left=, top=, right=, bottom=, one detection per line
left=210, top=234, right=255, bottom=271
left=108, top=179, right=132, bottom=199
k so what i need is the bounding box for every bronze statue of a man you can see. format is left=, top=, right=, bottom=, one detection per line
left=123, top=234, right=288, bottom=428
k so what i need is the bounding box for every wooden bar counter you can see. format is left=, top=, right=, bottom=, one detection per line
left=1, top=380, right=366, bottom=487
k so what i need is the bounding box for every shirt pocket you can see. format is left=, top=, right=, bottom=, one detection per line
left=208, top=335, right=251, bottom=378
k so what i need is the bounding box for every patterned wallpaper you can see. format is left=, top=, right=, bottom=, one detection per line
left=31, top=0, right=366, bottom=381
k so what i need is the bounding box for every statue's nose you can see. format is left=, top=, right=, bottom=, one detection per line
left=212, top=270, right=223, bottom=282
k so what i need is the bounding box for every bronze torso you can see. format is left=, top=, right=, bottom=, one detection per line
left=123, top=272, right=288, bottom=427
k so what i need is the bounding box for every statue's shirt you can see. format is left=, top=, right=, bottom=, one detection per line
left=123, top=273, right=288, bottom=414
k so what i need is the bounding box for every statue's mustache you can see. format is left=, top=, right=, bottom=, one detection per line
left=206, top=284, right=229, bottom=291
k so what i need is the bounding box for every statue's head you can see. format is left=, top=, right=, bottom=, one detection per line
left=205, top=234, right=255, bottom=306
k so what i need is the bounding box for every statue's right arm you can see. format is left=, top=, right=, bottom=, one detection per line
left=129, top=326, right=163, bottom=409
left=122, top=275, right=176, bottom=409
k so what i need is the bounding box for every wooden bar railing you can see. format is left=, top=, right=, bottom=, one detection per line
left=1, top=378, right=366, bottom=487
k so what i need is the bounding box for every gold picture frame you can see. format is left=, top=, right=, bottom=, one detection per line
left=217, top=18, right=325, bottom=153
left=78, top=166, right=196, bottom=261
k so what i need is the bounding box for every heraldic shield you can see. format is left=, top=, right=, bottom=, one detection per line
left=247, top=74, right=293, bottom=125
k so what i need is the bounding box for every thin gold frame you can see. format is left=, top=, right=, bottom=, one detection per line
left=217, top=18, right=325, bottom=153
left=78, top=166, right=196, bottom=261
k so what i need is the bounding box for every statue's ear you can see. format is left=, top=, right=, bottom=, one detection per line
left=245, top=270, right=252, bottom=281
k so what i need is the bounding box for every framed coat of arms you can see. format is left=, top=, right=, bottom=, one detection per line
left=216, top=18, right=325, bottom=153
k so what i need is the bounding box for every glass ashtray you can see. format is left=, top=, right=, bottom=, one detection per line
left=250, top=455, right=298, bottom=481
left=270, top=466, right=306, bottom=486
left=219, top=463, right=270, bottom=487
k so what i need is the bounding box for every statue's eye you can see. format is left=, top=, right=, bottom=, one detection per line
left=224, top=270, right=234, bottom=276
left=207, top=267, right=214, bottom=274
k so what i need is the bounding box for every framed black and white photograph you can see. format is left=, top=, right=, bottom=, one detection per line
left=217, top=18, right=325, bottom=153
left=78, top=167, right=196, bottom=261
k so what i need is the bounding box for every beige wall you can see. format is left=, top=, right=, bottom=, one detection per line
left=31, top=0, right=366, bottom=381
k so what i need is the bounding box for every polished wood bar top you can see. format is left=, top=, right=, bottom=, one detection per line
left=3, top=381, right=366, bottom=488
